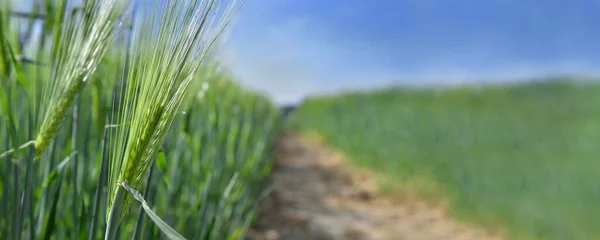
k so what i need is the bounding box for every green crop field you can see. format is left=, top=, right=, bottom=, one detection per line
left=288, top=79, right=600, bottom=240
left=5, top=1, right=600, bottom=240
left=0, top=0, right=280, bottom=239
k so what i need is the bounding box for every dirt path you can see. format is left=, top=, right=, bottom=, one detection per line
left=248, top=130, right=504, bottom=240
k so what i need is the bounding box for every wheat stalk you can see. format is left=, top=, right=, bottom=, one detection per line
left=105, top=0, right=243, bottom=238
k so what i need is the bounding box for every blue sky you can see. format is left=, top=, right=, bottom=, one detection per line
left=224, top=0, right=600, bottom=104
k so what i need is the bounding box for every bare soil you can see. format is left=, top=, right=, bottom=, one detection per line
left=248, top=130, right=504, bottom=240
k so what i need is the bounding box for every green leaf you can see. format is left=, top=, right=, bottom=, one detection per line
left=89, top=127, right=110, bottom=240
left=131, top=163, right=156, bottom=240
left=77, top=198, right=87, bottom=240
left=42, top=175, right=63, bottom=240
left=121, top=182, right=187, bottom=240
left=2, top=37, right=26, bottom=90
left=0, top=80, right=18, bottom=151
left=41, top=151, right=75, bottom=187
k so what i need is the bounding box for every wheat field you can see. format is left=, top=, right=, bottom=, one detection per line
left=0, top=0, right=281, bottom=239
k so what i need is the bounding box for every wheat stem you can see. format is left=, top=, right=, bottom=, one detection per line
left=89, top=126, right=111, bottom=240
left=105, top=182, right=126, bottom=240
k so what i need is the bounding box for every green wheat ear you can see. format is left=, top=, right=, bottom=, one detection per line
left=106, top=0, right=244, bottom=221
left=34, top=0, right=126, bottom=159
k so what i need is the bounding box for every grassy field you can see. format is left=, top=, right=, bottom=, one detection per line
left=0, top=1, right=280, bottom=239
left=288, top=79, right=600, bottom=240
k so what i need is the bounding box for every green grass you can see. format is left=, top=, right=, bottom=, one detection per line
left=288, top=79, right=600, bottom=240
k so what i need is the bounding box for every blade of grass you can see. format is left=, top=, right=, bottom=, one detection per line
left=12, top=145, right=20, bottom=240
left=141, top=175, right=158, bottom=240
left=40, top=152, right=76, bottom=188
left=89, top=126, right=111, bottom=240
left=209, top=173, right=239, bottom=240
left=36, top=141, right=56, bottom=234
left=78, top=197, right=87, bottom=240
left=71, top=95, right=79, bottom=240
left=120, top=181, right=187, bottom=240
left=0, top=77, right=18, bottom=158
left=19, top=141, right=34, bottom=240
left=27, top=94, right=35, bottom=240
left=131, top=162, right=155, bottom=240
left=0, top=24, right=27, bottom=90
left=0, top=131, right=10, bottom=237
left=42, top=175, right=63, bottom=240
left=194, top=173, right=213, bottom=239
left=3, top=132, right=15, bottom=239
left=0, top=140, right=35, bottom=159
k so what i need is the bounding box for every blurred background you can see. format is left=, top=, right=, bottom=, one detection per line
left=224, top=0, right=600, bottom=105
